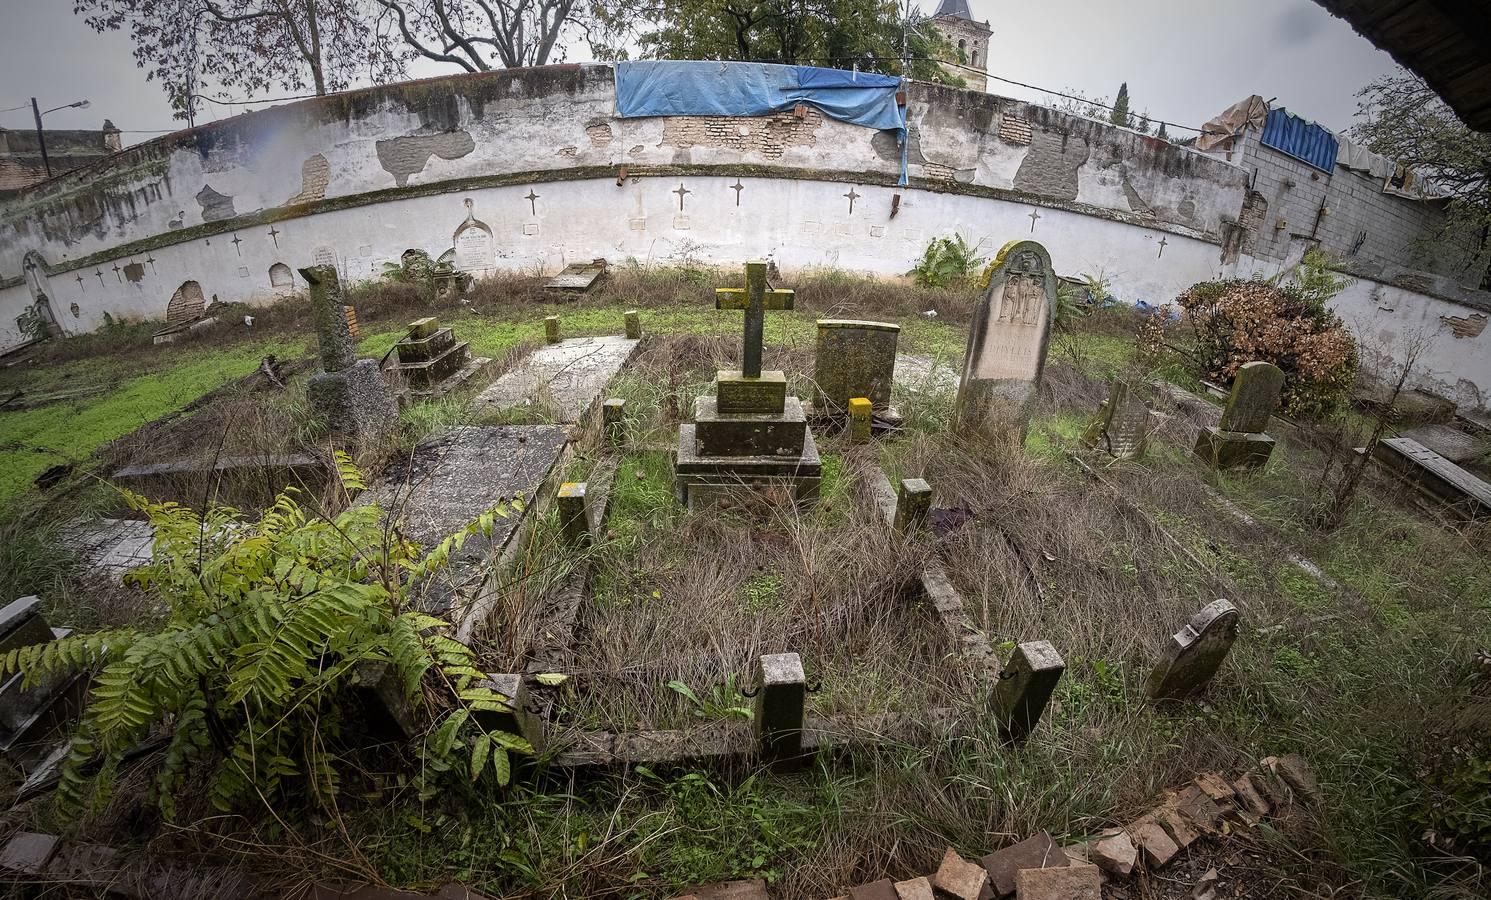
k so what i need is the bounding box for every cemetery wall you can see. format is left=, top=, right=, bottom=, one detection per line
left=0, top=63, right=1485, bottom=409
left=0, top=64, right=1243, bottom=350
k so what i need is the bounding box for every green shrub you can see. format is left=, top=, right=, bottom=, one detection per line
left=909, top=235, right=986, bottom=288
left=3, top=454, right=529, bottom=819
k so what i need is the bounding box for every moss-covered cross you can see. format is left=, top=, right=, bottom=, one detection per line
left=715, top=260, right=794, bottom=378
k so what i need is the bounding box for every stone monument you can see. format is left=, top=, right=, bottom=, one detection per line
left=954, top=240, right=1057, bottom=435
left=384, top=316, right=491, bottom=400
left=1083, top=380, right=1151, bottom=460
left=1146, top=599, right=1239, bottom=699
left=1193, top=361, right=1285, bottom=469
left=300, top=265, right=398, bottom=448
left=811, top=319, right=901, bottom=427
left=673, top=261, right=821, bottom=508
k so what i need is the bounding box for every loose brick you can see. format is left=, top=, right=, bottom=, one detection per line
left=1014, top=862, right=1102, bottom=900
left=1125, top=815, right=1179, bottom=868
left=1090, top=829, right=1138, bottom=877
left=980, top=831, right=1069, bottom=897
left=893, top=876, right=935, bottom=900
left=932, top=848, right=990, bottom=900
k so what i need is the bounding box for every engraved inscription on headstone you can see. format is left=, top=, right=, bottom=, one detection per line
left=955, top=240, right=1057, bottom=433
left=312, top=246, right=337, bottom=268
left=452, top=198, right=494, bottom=274
left=1083, top=380, right=1150, bottom=460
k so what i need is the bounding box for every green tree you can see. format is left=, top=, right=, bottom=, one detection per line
left=633, top=0, right=962, bottom=85
left=1351, top=73, right=1491, bottom=284
left=1109, top=81, right=1130, bottom=128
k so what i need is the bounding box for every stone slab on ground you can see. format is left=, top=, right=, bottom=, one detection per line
left=1400, top=424, right=1487, bottom=463
left=62, top=518, right=156, bottom=574
left=0, top=832, right=60, bottom=874
left=469, top=336, right=639, bottom=424
left=545, top=259, right=607, bottom=292
left=894, top=354, right=960, bottom=395
left=1014, top=862, right=1101, bottom=900
left=1369, top=437, right=1491, bottom=518
left=363, top=426, right=568, bottom=617
left=981, top=831, right=1070, bottom=897
left=672, top=878, right=769, bottom=900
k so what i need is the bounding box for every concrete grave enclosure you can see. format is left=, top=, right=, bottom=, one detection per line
left=2, top=63, right=1487, bottom=409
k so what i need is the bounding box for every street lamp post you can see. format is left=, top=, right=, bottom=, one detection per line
left=29, top=98, right=91, bottom=179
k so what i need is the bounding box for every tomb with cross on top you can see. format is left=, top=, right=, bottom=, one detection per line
left=673, top=260, right=822, bottom=509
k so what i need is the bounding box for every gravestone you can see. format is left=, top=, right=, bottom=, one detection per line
left=674, top=261, right=821, bottom=509
left=994, top=640, right=1064, bottom=742
left=954, top=240, right=1057, bottom=435
left=1194, top=361, right=1284, bottom=469
left=812, top=319, right=900, bottom=419
left=300, top=265, right=398, bottom=448
left=452, top=199, right=494, bottom=274
left=1146, top=599, right=1239, bottom=699
left=1082, top=380, right=1150, bottom=460
left=384, top=316, right=491, bottom=400
left=470, top=335, right=640, bottom=424
left=0, top=597, right=81, bottom=770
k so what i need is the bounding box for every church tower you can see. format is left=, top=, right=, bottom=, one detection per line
left=928, top=0, right=991, bottom=91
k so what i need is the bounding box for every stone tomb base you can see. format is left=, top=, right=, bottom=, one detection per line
left=1193, top=426, right=1276, bottom=470
left=674, top=424, right=822, bottom=510
left=307, top=358, right=398, bottom=444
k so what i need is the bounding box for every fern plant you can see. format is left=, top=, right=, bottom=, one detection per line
left=909, top=235, right=987, bottom=288
left=3, top=453, right=529, bottom=819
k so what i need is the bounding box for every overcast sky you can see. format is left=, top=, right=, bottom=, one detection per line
left=0, top=0, right=1404, bottom=146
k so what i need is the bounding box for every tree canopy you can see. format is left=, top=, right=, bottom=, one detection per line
left=628, top=0, right=964, bottom=85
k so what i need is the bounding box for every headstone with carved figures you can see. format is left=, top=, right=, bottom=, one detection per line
left=953, top=240, right=1057, bottom=436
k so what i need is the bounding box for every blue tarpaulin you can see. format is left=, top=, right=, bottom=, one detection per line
left=615, top=60, right=908, bottom=184
left=1260, top=106, right=1339, bottom=174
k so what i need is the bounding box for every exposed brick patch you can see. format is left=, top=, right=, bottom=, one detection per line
left=1440, top=312, right=1487, bottom=338
left=284, top=153, right=331, bottom=205
left=660, top=108, right=822, bottom=159
left=585, top=123, right=613, bottom=147
left=923, top=162, right=955, bottom=181
left=1012, top=127, right=1088, bottom=201
left=998, top=115, right=1032, bottom=145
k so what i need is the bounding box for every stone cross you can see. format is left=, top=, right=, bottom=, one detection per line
left=298, top=265, right=356, bottom=373
left=1146, top=599, right=1239, bottom=700
left=715, top=260, right=795, bottom=379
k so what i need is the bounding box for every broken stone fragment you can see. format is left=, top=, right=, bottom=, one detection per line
left=0, top=832, right=59, bottom=875
left=1250, top=758, right=1294, bottom=807
left=1193, top=772, right=1235, bottom=804
left=1231, top=773, right=1271, bottom=822
left=1014, top=861, right=1102, bottom=900
left=1174, top=784, right=1227, bottom=834
left=1089, top=828, right=1138, bottom=877
left=1125, top=814, right=1180, bottom=868
left=848, top=878, right=898, bottom=900
left=1154, top=801, right=1201, bottom=849
left=980, top=831, right=1070, bottom=897
left=893, top=875, right=935, bottom=900
left=1273, top=753, right=1322, bottom=805
left=932, top=847, right=992, bottom=900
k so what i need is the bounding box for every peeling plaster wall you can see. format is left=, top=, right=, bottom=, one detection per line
left=2, top=63, right=1482, bottom=407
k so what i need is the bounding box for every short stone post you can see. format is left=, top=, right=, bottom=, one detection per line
left=754, top=652, right=806, bottom=760
left=848, top=397, right=872, bottom=442
left=474, top=673, right=547, bottom=753
left=557, top=482, right=589, bottom=547
left=624, top=310, right=641, bottom=340
left=1147, top=599, right=1239, bottom=699
left=544, top=316, right=561, bottom=345
left=299, top=265, right=397, bottom=447
left=994, top=640, right=1065, bottom=743
left=407, top=316, right=439, bottom=340
left=893, top=478, right=932, bottom=534
left=301, top=264, right=356, bottom=373
left=602, top=398, right=626, bottom=446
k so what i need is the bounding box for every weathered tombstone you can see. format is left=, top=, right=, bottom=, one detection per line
left=544, top=316, right=561, bottom=345
left=893, top=478, right=932, bottom=534
left=1194, top=362, right=1284, bottom=470
left=557, top=482, right=590, bottom=547
left=1082, top=380, right=1151, bottom=460
left=954, top=240, right=1057, bottom=435
left=674, top=261, right=821, bottom=508
left=812, top=319, right=900, bottom=415
left=848, top=397, right=872, bottom=442
left=384, top=316, right=491, bottom=400
left=602, top=398, right=626, bottom=445
left=452, top=199, right=494, bottom=274
left=754, top=652, right=805, bottom=760
left=299, top=266, right=398, bottom=449
left=993, top=640, right=1064, bottom=742
left=1146, top=599, right=1239, bottom=699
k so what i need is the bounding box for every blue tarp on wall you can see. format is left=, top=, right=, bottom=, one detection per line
left=1260, top=106, right=1339, bottom=174
left=615, top=60, right=908, bottom=185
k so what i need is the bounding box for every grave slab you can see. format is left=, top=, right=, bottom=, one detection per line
left=1400, top=424, right=1487, bottom=464
left=1369, top=437, right=1491, bottom=519
left=469, top=336, right=639, bottom=424
left=62, top=518, right=156, bottom=574
left=363, top=426, right=568, bottom=617
left=545, top=259, right=608, bottom=293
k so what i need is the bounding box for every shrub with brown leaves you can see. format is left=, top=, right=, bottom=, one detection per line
left=1176, top=278, right=1358, bottom=418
